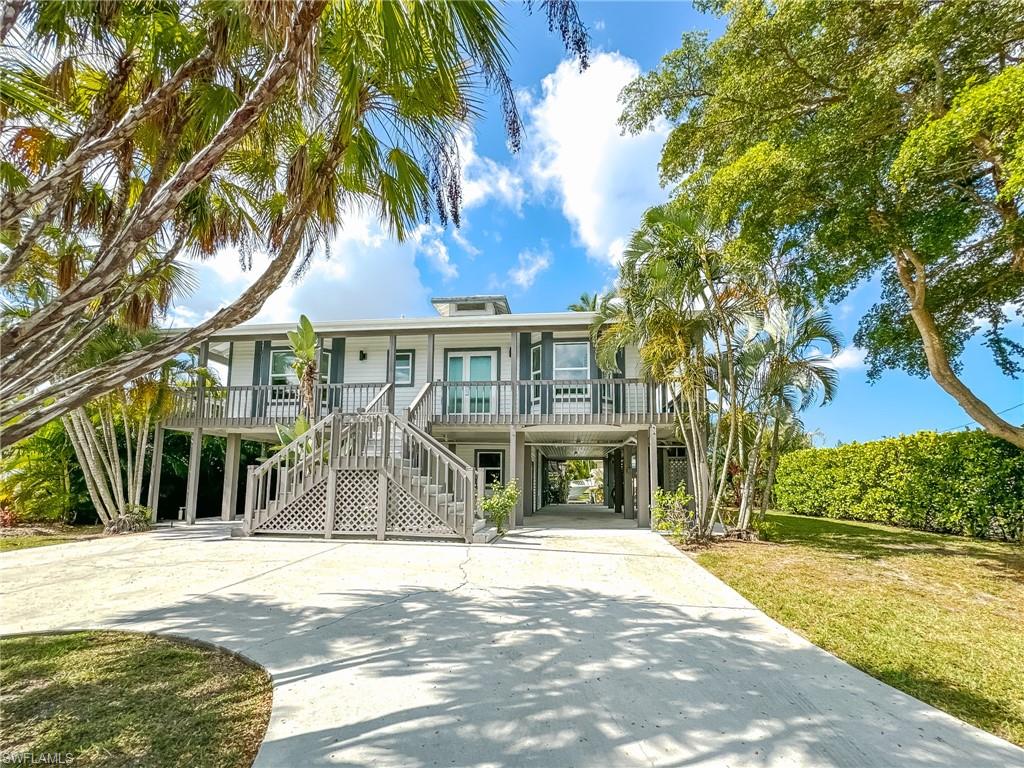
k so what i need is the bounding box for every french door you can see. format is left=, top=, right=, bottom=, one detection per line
left=447, top=351, right=498, bottom=415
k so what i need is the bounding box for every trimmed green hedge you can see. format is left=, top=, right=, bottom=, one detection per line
left=774, top=430, right=1024, bottom=541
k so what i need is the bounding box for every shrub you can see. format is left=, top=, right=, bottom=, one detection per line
left=774, top=430, right=1024, bottom=541
left=750, top=516, right=778, bottom=542
left=480, top=480, right=519, bottom=535
left=104, top=506, right=152, bottom=535
left=652, top=486, right=696, bottom=539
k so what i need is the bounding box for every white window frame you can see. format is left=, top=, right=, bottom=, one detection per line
left=475, top=450, right=504, bottom=490
left=553, top=341, right=589, bottom=398
left=394, top=349, right=415, bottom=387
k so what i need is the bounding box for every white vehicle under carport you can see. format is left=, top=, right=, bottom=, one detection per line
left=567, top=479, right=597, bottom=504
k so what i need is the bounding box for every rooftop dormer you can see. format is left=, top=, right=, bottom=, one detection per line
left=430, top=294, right=511, bottom=317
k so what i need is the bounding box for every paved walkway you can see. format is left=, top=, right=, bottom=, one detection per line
left=2, top=521, right=1021, bottom=767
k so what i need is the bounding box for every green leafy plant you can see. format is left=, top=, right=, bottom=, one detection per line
left=750, top=516, right=778, bottom=542
left=652, top=486, right=695, bottom=539
left=287, top=314, right=319, bottom=420
left=480, top=480, right=519, bottom=535
left=775, top=430, right=1024, bottom=541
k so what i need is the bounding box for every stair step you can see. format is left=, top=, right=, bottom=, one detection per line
left=472, top=525, right=500, bottom=543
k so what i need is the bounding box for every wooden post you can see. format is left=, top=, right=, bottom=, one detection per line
left=510, top=331, right=519, bottom=422
left=636, top=428, right=651, bottom=528
left=324, top=467, right=337, bottom=539
left=147, top=424, right=165, bottom=523
left=623, top=445, right=635, bottom=520
left=649, top=423, right=659, bottom=515
left=376, top=415, right=390, bottom=539
left=243, top=466, right=256, bottom=532
left=185, top=428, right=203, bottom=524
left=385, top=334, right=397, bottom=413
left=509, top=426, right=526, bottom=527
left=614, top=450, right=622, bottom=518
left=523, top=446, right=534, bottom=517
left=375, top=471, right=388, bottom=541
left=196, top=341, right=209, bottom=420
left=425, top=333, right=435, bottom=382
left=221, top=433, right=241, bottom=521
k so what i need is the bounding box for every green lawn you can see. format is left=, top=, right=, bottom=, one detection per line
left=0, top=631, right=272, bottom=768
left=0, top=525, right=105, bottom=552
left=693, top=513, right=1024, bottom=747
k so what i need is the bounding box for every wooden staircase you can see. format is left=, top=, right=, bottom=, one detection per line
left=243, top=396, right=488, bottom=542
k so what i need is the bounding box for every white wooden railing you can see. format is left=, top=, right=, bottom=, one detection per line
left=168, top=382, right=387, bottom=425
left=243, top=410, right=338, bottom=530
left=409, top=378, right=671, bottom=423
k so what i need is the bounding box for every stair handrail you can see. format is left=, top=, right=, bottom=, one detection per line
left=381, top=412, right=478, bottom=540
left=244, top=410, right=337, bottom=530
left=403, top=417, right=471, bottom=470
left=406, top=381, right=433, bottom=428
left=362, top=383, right=393, bottom=414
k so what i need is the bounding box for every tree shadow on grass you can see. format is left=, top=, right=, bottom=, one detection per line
left=769, top=514, right=1024, bottom=582
left=0, top=630, right=269, bottom=768
left=110, top=583, right=1024, bottom=768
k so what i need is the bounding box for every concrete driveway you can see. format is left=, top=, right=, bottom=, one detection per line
left=2, top=521, right=1021, bottom=768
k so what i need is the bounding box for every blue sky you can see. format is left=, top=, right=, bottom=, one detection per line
left=178, top=2, right=1022, bottom=446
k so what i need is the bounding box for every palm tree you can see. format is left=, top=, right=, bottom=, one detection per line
left=0, top=0, right=591, bottom=444
left=735, top=303, right=841, bottom=528
left=61, top=326, right=195, bottom=530
left=568, top=292, right=601, bottom=311
left=287, top=314, right=319, bottom=422
left=592, top=202, right=754, bottom=539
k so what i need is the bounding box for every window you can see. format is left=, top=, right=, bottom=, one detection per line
left=476, top=450, right=504, bottom=488
left=553, top=341, right=589, bottom=399
left=530, top=343, right=542, bottom=405
left=393, top=350, right=415, bottom=386
left=553, top=341, right=589, bottom=379
left=270, top=349, right=329, bottom=401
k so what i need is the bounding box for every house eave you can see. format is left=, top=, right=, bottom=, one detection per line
left=163, top=311, right=600, bottom=341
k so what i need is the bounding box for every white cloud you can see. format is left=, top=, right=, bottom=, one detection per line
left=831, top=346, right=867, bottom=370
left=458, top=131, right=525, bottom=213
left=178, top=209, right=438, bottom=325
left=507, top=246, right=552, bottom=290
left=416, top=228, right=458, bottom=281
left=525, top=51, right=669, bottom=265
left=451, top=228, right=481, bottom=257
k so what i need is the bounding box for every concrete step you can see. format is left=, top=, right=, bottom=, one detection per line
left=472, top=525, right=500, bottom=544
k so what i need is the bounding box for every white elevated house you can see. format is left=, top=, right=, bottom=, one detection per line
left=152, top=295, right=690, bottom=541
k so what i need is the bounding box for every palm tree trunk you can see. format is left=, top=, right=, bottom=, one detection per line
left=759, top=414, right=782, bottom=519
left=737, top=418, right=766, bottom=530
left=64, top=411, right=116, bottom=524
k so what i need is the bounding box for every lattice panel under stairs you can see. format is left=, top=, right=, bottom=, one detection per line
left=333, top=469, right=377, bottom=533
left=386, top=480, right=457, bottom=536
left=256, top=477, right=328, bottom=534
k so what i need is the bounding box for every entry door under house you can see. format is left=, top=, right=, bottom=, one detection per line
left=447, top=351, right=498, bottom=415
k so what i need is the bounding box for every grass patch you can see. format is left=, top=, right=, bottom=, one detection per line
left=0, top=525, right=105, bottom=552
left=0, top=631, right=272, bottom=767
left=692, top=513, right=1024, bottom=747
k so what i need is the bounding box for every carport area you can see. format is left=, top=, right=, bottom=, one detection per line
left=528, top=503, right=637, bottom=529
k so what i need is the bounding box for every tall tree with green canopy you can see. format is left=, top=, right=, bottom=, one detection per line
left=0, top=0, right=590, bottom=445
left=620, top=0, right=1024, bottom=447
